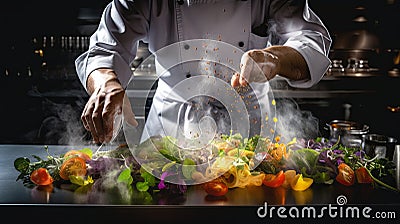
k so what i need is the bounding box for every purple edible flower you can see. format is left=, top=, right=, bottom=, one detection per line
left=336, top=158, right=344, bottom=165
left=158, top=171, right=171, bottom=190
left=333, top=149, right=343, bottom=155
left=355, top=150, right=365, bottom=160
left=157, top=171, right=187, bottom=194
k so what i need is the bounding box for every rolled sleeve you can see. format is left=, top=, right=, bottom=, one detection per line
left=75, top=0, right=150, bottom=92
left=269, top=0, right=332, bottom=88
left=284, top=34, right=331, bottom=88
left=75, top=45, right=134, bottom=92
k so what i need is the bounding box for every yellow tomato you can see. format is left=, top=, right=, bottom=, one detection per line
left=290, top=174, right=313, bottom=191
left=282, top=169, right=297, bottom=188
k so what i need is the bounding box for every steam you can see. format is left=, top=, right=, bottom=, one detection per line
left=38, top=97, right=88, bottom=145
left=274, top=98, right=319, bottom=143
left=265, top=20, right=319, bottom=143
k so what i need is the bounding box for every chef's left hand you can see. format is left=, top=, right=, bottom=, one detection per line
left=231, top=46, right=310, bottom=87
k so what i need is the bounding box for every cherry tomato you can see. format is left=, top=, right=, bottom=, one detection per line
left=203, top=181, right=228, bottom=196
left=64, top=150, right=90, bottom=161
left=59, top=157, right=87, bottom=180
left=30, top=168, right=54, bottom=186
left=262, top=170, right=285, bottom=188
left=336, top=163, right=355, bottom=186
left=355, top=167, right=373, bottom=184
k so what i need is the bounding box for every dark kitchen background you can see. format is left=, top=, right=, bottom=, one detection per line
left=0, top=0, right=399, bottom=145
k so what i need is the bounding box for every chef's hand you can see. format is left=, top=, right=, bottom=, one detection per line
left=82, top=69, right=138, bottom=144
left=231, top=46, right=310, bottom=87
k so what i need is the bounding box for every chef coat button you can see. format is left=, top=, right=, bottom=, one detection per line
left=177, top=0, right=184, bottom=5
left=238, top=41, right=245, bottom=47
left=186, top=73, right=191, bottom=78
left=184, top=44, right=190, bottom=50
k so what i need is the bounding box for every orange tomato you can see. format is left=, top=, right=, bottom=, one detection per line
left=59, top=157, right=87, bottom=180
left=30, top=168, right=54, bottom=186
left=63, top=150, right=90, bottom=161
left=355, top=167, right=373, bottom=184
left=336, top=163, right=355, bottom=186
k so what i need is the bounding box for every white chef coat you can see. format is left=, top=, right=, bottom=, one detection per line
left=75, top=0, right=332, bottom=141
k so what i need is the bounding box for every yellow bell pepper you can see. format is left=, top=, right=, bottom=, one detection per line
left=290, top=174, right=313, bottom=191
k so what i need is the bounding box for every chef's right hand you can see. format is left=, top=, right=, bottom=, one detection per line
left=81, top=69, right=138, bottom=144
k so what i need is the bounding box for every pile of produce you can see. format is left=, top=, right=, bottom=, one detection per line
left=14, top=133, right=399, bottom=201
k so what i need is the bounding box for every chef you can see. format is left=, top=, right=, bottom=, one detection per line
left=75, top=0, right=331, bottom=144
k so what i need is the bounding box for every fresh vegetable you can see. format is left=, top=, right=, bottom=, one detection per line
left=30, top=168, right=54, bottom=186
left=203, top=181, right=228, bottom=196
left=59, top=157, right=87, bottom=180
left=282, top=169, right=297, bottom=188
left=335, top=163, right=355, bottom=186
left=63, top=149, right=91, bottom=161
left=13, top=133, right=400, bottom=205
left=290, top=174, right=313, bottom=191
left=355, top=167, right=373, bottom=184
left=262, top=170, right=285, bottom=188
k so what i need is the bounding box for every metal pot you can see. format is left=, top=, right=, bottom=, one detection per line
left=325, top=120, right=369, bottom=148
left=364, top=134, right=398, bottom=160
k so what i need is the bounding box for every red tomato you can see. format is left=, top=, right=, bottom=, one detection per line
left=59, top=157, right=87, bottom=180
left=355, top=167, right=373, bottom=184
left=336, top=163, right=355, bottom=186
left=30, top=168, right=54, bottom=186
left=262, top=170, right=285, bottom=188
left=203, top=181, right=228, bottom=196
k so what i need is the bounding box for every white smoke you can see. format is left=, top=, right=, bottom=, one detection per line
left=274, top=98, right=319, bottom=143
left=38, top=98, right=89, bottom=145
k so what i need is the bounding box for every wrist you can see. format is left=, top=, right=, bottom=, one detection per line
left=263, top=46, right=310, bottom=81
left=87, top=69, right=120, bottom=94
